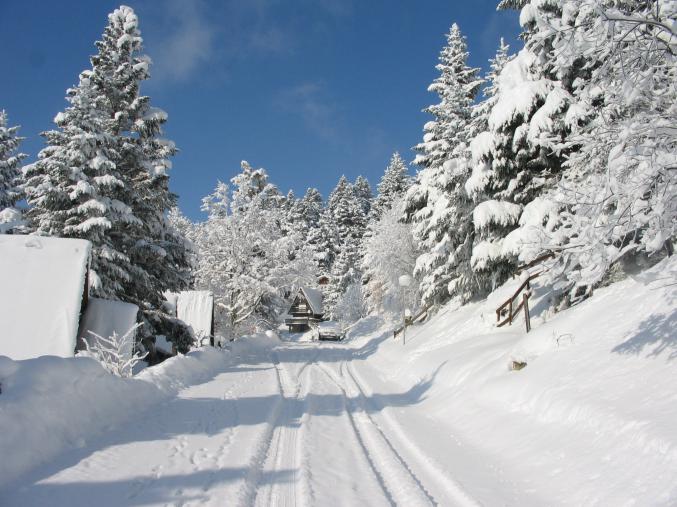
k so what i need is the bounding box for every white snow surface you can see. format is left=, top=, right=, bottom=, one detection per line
left=1, top=257, right=676, bottom=505
left=176, top=290, right=214, bottom=338
left=0, top=235, right=90, bottom=360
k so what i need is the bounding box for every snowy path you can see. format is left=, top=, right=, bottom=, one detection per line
left=2, top=338, right=476, bottom=507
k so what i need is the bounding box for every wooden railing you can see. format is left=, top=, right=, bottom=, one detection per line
left=496, top=272, right=539, bottom=332
left=513, top=251, right=556, bottom=276
left=393, top=305, right=430, bottom=338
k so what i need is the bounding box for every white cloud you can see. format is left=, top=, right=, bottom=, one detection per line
left=275, top=82, right=342, bottom=143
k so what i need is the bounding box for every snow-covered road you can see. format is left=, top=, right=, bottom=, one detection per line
left=2, top=337, right=475, bottom=507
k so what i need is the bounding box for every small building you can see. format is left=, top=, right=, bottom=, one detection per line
left=0, top=235, right=91, bottom=360
left=285, top=286, right=324, bottom=332
left=165, top=290, right=215, bottom=345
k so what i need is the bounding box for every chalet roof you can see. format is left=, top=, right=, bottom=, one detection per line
left=299, top=286, right=323, bottom=315
left=0, top=235, right=91, bottom=360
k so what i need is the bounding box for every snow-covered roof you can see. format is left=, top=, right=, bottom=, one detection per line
left=0, top=235, right=91, bottom=360
left=176, top=291, right=214, bottom=338
left=299, top=286, right=323, bottom=315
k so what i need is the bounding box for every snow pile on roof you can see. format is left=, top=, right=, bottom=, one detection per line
left=77, top=297, right=138, bottom=353
left=0, top=235, right=90, bottom=360
left=0, top=346, right=230, bottom=488
left=300, top=286, right=323, bottom=314
left=176, top=291, right=213, bottom=338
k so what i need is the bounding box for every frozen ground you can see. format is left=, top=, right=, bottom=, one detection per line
left=1, top=257, right=676, bottom=506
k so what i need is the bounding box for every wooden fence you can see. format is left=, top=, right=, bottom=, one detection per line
left=393, top=305, right=430, bottom=339
left=496, top=272, right=539, bottom=332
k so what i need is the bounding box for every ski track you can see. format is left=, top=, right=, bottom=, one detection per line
left=3, top=340, right=478, bottom=507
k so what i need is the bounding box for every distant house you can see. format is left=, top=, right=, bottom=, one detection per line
left=285, top=286, right=324, bottom=332
left=0, top=235, right=91, bottom=360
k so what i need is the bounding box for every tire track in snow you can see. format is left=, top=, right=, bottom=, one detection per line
left=315, top=361, right=435, bottom=506
left=345, top=360, right=481, bottom=507
left=236, top=355, right=287, bottom=507
left=239, top=347, right=317, bottom=507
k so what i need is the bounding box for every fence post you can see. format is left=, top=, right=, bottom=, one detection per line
left=523, top=292, right=531, bottom=333
left=509, top=299, right=513, bottom=325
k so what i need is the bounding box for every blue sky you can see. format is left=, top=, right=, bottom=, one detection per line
left=0, top=0, right=521, bottom=220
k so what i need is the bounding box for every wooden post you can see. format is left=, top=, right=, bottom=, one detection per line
left=523, top=292, right=531, bottom=333
left=508, top=299, right=513, bottom=325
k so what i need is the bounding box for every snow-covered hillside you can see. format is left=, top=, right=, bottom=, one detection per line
left=348, top=255, right=677, bottom=505
left=1, top=257, right=674, bottom=506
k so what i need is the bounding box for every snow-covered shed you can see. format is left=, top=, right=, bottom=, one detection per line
left=0, top=235, right=91, bottom=360
left=177, top=291, right=214, bottom=341
left=164, top=291, right=214, bottom=344
left=285, top=286, right=324, bottom=332
left=77, top=297, right=139, bottom=351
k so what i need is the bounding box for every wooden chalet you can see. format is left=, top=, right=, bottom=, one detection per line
left=285, top=286, right=324, bottom=332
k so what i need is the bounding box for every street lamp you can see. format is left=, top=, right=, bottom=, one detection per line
left=398, top=274, right=412, bottom=345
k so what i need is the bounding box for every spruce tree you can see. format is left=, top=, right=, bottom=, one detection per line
left=24, top=6, right=191, bottom=347
left=353, top=175, right=373, bottom=217
left=404, top=23, right=482, bottom=306
left=325, top=175, right=368, bottom=314
left=0, top=111, right=26, bottom=233
left=466, top=1, right=577, bottom=288
left=370, top=152, right=410, bottom=221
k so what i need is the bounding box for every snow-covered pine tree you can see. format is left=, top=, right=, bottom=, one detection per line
left=404, top=23, right=482, bottom=306
left=353, top=175, right=373, bottom=218
left=23, top=68, right=137, bottom=298
left=292, top=187, right=328, bottom=275
left=369, top=152, right=410, bottom=222
left=89, top=6, right=192, bottom=332
left=517, top=0, right=677, bottom=298
left=312, top=206, right=340, bottom=278
left=496, top=0, right=528, bottom=10
left=0, top=111, right=26, bottom=233
left=467, top=39, right=512, bottom=141
left=325, top=175, right=368, bottom=315
left=362, top=152, right=411, bottom=311
left=24, top=6, right=192, bottom=348
left=465, top=1, right=576, bottom=290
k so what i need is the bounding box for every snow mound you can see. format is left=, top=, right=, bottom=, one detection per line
left=0, top=347, right=228, bottom=488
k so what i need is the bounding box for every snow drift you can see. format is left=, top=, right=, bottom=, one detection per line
left=0, top=347, right=229, bottom=488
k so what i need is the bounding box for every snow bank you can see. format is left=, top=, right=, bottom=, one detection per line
left=0, top=347, right=229, bottom=488
left=350, top=255, right=677, bottom=505
left=0, top=235, right=90, bottom=360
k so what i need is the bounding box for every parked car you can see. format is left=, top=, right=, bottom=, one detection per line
left=316, top=321, right=345, bottom=341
